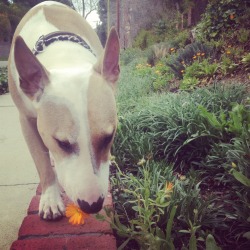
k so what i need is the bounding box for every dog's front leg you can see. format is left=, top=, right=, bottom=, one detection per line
left=19, top=115, right=65, bottom=220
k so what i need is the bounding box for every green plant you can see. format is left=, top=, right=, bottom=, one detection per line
left=103, top=159, right=233, bottom=249
left=133, top=29, right=158, bottom=50
left=206, top=234, right=221, bottom=250
left=180, top=76, right=199, bottom=90
left=196, top=0, right=250, bottom=41
left=115, top=84, right=247, bottom=172
left=166, top=42, right=216, bottom=78
left=237, top=28, right=250, bottom=44
left=219, top=54, right=238, bottom=75
left=120, top=48, right=144, bottom=65
left=151, top=62, right=175, bottom=92
left=242, top=53, right=250, bottom=72
left=230, top=168, right=250, bottom=187
left=198, top=103, right=250, bottom=138
left=184, top=59, right=219, bottom=80
left=169, top=29, right=190, bottom=49
left=147, top=43, right=170, bottom=66
left=0, top=67, right=8, bottom=95
left=103, top=160, right=177, bottom=249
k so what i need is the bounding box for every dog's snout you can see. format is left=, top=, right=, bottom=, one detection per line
left=77, top=196, right=104, bottom=214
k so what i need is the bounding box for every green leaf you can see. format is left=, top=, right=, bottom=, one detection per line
left=180, top=230, right=190, bottom=234
left=243, top=232, right=250, bottom=240
left=132, top=206, right=139, bottom=211
left=198, top=105, right=222, bottom=129
left=166, top=206, right=177, bottom=250
left=230, top=169, right=250, bottom=187
left=118, top=237, right=131, bottom=250
left=189, top=233, right=197, bottom=250
left=205, top=234, right=221, bottom=250
left=95, top=213, right=105, bottom=221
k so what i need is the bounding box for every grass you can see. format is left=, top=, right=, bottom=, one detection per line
left=105, top=56, right=250, bottom=249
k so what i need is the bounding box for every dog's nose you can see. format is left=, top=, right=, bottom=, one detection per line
left=77, top=196, right=104, bottom=214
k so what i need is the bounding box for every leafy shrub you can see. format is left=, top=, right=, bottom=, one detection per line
left=0, top=67, right=8, bottom=95
left=184, top=59, right=219, bottom=79
left=112, top=60, right=250, bottom=248
left=103, top=160, right=224, bottom=250
left=133, top=29, right=158, bottom=50
left=169, top=29, right=190, bottom=49
left=237, top=28, right=250, bottom=44
left=196, top=0, right=250, bottom=41
left=166, top=42, right=216, bottom=78
left=219, top=54, right=238, bottom=75
left=120, top=48, right=145, bottom=66
left=147, top=42, right=170, bottom=66
left=114, top=85, right=247, bottom=170
left=151, top=62, right=175, bottom=92
left=180, top=76, right=199, bottom=90
left=242, top=53, right=250, bottom=72
left=179, top=58, right=219, bottom=90
left=102, top=156, right=248, bottom=249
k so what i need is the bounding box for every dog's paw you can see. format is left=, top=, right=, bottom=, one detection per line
left=39, top=183, right=65, bottom=220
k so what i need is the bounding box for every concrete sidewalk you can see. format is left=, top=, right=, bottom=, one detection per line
left=0, top=94, right=39, bottom=250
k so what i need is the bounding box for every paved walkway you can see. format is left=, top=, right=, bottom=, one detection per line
left=0, top=61, right=8, bottom=67
left=0, top=94, right=39, bottom=249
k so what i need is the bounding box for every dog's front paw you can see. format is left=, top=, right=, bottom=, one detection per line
left=39, top=183, right=65, bottom=220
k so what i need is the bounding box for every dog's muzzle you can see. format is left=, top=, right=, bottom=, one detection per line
left=77, top=196, right=104, bottom=214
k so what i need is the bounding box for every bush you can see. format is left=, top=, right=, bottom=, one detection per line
left=133, top=29, right=158, bottom=50
left=147, top=43, right=170, bottom=66
left=104, top=160, right=224, bottom=250
left=113, top=85, right=247, bottom=170
left=120, top=48, right=145, bottom=66
left=110, top=84, right=250, bottom=249
left=196, top=0, right=250, bottom=41
left=169, top=29, right=190, bottom=49
left=166, top=42, right=216, bottom=78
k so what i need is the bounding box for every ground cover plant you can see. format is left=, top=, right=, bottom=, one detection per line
left=96, top=55, right=250, bottom=249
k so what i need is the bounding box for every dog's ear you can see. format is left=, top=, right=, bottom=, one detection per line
left=94, top=27, right=120, bottom=85
left=14, top=36, right=49, bottom=99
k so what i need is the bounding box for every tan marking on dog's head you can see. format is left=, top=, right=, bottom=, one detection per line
left=87, top=72, right=117, bottom=169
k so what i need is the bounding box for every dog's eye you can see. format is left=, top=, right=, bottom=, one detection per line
left=102, top=133, right=114, bottom=146
left=56, top=139, right=78, bottom=154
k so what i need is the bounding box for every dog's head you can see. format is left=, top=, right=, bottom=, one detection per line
left=14, top=28, right=120, bottom=213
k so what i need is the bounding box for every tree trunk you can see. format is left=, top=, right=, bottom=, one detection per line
left=188, top=7, right=192, bottom=27
left=82, top=0, right=85, bottom=17
left=175, top=2, right=180, bottom=30
left=181, top=13, right=184, bottom=29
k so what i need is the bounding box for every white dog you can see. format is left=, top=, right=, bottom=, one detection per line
left=8, top=1, right=120, bottom=220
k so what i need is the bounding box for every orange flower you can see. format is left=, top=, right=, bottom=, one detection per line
left=66, top=203, right=90, bottom=225
left=193, top=55, right=197, bottom=60
left=197, top=52, right=201, bottom=56
left=181, top=70, right=185, bottom=74
left=201, top=53, right=205, bottom=56
left=226, top=50, right=231, bottom=55
left=229, top=14, right=235, bottom=20
left=165, top=181, right=174, bottom=192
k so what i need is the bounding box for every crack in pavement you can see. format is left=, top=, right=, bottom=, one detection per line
left=0, top=183, right=39, bottom=187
